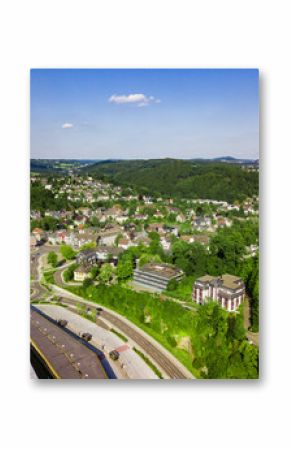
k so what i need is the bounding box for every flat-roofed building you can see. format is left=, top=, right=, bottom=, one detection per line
left=193, top=274, right=245, bottom=312
left=133, top=263, right=183, bottom=292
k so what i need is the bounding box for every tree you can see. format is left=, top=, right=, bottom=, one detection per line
left=171, top=241, right=207, bottom=276
left=227, top=312, right=246, bottom=342
left=167, top=278, right=178, bottom=291
left=117, top=257, right=133, bottom=281
left=98, top=263, right=114, bottom=283
left=90, top=265, right=100, bottom=279
left=79, top=242, right=96, bottom=251
left=63, top=263, right=78, bottom=282
left=60, top=244, right=76, bottom=260
left=47, top=251, right=57, bottom=268
left=83, top=278, right=93, bottom=289
left=139, top=253, right=161, bottom=267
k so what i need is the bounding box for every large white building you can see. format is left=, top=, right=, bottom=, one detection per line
left=193, top=274, right=245, bottom=312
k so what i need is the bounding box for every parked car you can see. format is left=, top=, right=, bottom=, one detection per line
left=109, top=350, right=119, bottom=361
left=81, top=332, right=92, bottom=342
left=57, top=319, right=68, bottom=327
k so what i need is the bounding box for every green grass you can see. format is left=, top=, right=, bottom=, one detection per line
left=110, top=328, right=128, bottom=342
left=165, top=275, right=196, bottom=302
left=133, top=347, right=163, bottom=379
left=31, top=300, right=68, bottom=307
left=64, top=284, right=200, bottom=378
left=60, top=282, right=258, bottom=379
left=42, top=269, right=57, bottom=285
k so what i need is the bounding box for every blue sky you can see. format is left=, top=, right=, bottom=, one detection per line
left=30, top=69, right=259, bottom=160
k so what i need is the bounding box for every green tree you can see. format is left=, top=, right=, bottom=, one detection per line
left=47, top=251, right=58, bottom=268
left=98, top=263, right=114, bottom=283
left=90, top=265, right=100, bottom=279
left=63, top=263, right=78, bottom=282
left=117, top=257, right=133, bottom=281
left=83, top=278, right=93, bottom=289
left=139, top=253, right=162, bottom=267
left=167, top=278, right=178, bottom=291
left=60, top=244, right=76, bottom=260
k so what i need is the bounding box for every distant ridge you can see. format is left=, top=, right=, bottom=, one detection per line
left=191, top=156, right=259, bottom=164
left=80, top=158, right=258, bottom=202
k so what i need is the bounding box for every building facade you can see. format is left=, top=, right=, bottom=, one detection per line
left=74, top=265, right=91, bottom=282
left=76, top=248, right=97, bottom=266
left=133, top=263, right=183, bottom=292
left=193, top=274, right=245, bottom=312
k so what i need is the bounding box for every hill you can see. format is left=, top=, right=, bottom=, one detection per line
left=82, top=158, right=259, bottom=202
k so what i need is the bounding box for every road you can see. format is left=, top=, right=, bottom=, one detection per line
left=31, top=245, right=194, bottom=379
left=244, top=297, right=259, bottom=346
left=36, top=304, right=159, bottom=379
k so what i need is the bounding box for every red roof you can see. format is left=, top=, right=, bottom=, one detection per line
left=32, top=228, right=43, bottom=233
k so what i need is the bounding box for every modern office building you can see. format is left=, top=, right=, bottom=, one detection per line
left=133, top=262, right=183, bottom=292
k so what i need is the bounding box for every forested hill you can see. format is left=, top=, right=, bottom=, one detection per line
left=82, top=159, right=259, bottom=202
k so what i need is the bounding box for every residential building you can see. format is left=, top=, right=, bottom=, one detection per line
left=147, top=223, right=165, bottom=235
left=160, top=236, right=172, bottom=251
left=32, top=227, right=46, bottom=242
left=74, top=265, right=91, bottom=282
left=193, top=274, right=245, bottom=312
left=76, top=248, right=97, bottom=266
left=180, top=235, right=195, bottom=243
left=95, top=246, right=123, bottom=265
left=96, top=226, right=122, bottom=246
left=30, top=234, right=37, bottom=247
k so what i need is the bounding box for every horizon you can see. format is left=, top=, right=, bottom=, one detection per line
left=30, top=155, right=258, bottom=161
left=31, top=69, right=259, bottom=160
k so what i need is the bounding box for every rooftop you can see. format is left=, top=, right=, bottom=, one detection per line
left=78, top=248, right=96, bottom=257
left=196, top=274, right=243, bottom=290
left=96, top=246, right=124, bottom=256
left=138, top=263, right=183, bottom=279
left=220, top=274, right=243, bottom=290
left=197, top=275, right=216, bottom=283
left=75, top=265, right=91, bottom=274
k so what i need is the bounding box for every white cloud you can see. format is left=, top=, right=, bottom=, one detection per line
left=108, top=93, right=160, bottom=107
left=61, top=123, right=73, bottom=129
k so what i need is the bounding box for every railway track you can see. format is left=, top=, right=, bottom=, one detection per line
left=59, top=296, right=190, bottom=379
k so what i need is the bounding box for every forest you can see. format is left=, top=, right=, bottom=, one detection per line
left=83, top=159, right=259, bottom=202
left=31, top=183, right=71, bottom=212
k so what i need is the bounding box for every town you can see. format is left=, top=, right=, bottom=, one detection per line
left=30, top=162, right=259, bottom=380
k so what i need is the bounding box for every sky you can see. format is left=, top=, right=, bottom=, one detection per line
left=30, top=69, right=259, bottom=160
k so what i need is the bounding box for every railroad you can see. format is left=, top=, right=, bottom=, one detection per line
left=58, top=295, right=190, bottom=379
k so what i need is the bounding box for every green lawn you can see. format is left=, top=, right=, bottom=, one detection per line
left=62, top=282, right=258, bottom=379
